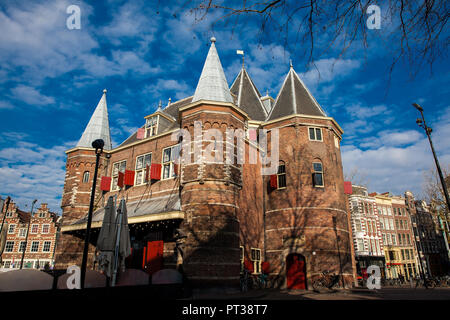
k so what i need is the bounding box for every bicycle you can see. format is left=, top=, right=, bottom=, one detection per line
left=252, top=273, right=268, bottom=289
left=313, top=271, right=340, bottom=291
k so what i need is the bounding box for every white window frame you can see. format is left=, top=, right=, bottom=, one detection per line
left=111, top=160, right=127, bottom=191
left=7, top=224, right=15, bottom=234
left=161, top=144, right=180, bottom=180
left=308, top=127, right=323, bottom=141
left=42, top=224, right=50, bottom=234
left=277, top=161, right=287, bottom=189
left=145, top=115, right=159, bottom=138
left=5, top=241, right=14, bottom=252
left=30, top=224, right=39, bottom=234
left=30, top=241, right=39, bottom=252
left=18, top=241, right=26, bottom=252
left=312, top=162, right=324, bottom=187
left=135, top=153, right=152, bottom=185
left=6, top=211, right=13, bottom=218
left=19, top=228, right=26, bottom=237
left=82, top=171, right=90, bottom=183
left=250, top=248, right=262, bottom=274
left=42, top=241, right=51, bottom=252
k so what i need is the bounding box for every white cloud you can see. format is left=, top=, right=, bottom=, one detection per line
left=144, top=79, right=193, bottom=102
left=10, top=85, right=55, bottom=106
left=300, top=58, right=361, bottom=87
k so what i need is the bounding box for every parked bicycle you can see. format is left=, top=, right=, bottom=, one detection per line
left=312, top=270, right=340, bottom=291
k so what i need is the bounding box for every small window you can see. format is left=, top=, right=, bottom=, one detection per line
left=43, top=241, right=51, bottom=252
left=4, top=261, right=11, bottom=268
left=145, top=116, right=158, bottom=138
left=31, top=224, right=39, bottom=234
left=357, top=239, right=364, bottom=251
left=135, top=153, right=152, bottom=185
left=334, top=135, right=340, bottom=148
left=18, top=241, right=26, bottom=252
left=277, top=161, right=286, bottom=189
left=355, top=219, right=362, bottom=232
left=312, top=162, right=324, bottom=187
left=309, top=127, right=323, bottom=141
left=82, top=171, right=90, bottom=183
left=42, top=224, right=50, bottom=234
left=111, top=160, right=127, bottom=190
left=251, top=248, right=261, bottom=274
left=8, top=224, right=15, bottom=234
left=6, top=211, right=13, bottom=218
left=5, top=241, right=14, bottom=252
left=19, top=228, right=26, bottom=237
left=162, top=144, right=180, bottom=180
left=31, top=241, right=39, bottom=252
left=39, top=212, right=45, bottom=218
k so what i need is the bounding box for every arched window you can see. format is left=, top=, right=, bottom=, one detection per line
left=277, top=161, right=286, bottom=188
left=82, top=171, right=90, bottom=183
left=312, top=161, right=324, bottom=187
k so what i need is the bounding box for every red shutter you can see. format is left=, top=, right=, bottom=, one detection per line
left=150, top=163, right=161, bottom=180
left=173, top=163, right=179, bottom=176
left=244, top=259, right=254, bottom=273
left=136, top=128, right=145, bottom=140
left=262, top=261, right=270, bottom=274
left=270, top=174, right=278, bottom=189
left=100, top=176, right=111, bottom=191
left=124, top=170, right=135, bottom=186
left=344, top=181, right=352, bottom=195
left=118, top=171, right=124, bottom=188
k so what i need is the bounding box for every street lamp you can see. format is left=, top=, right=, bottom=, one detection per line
left=413, top=103, right=450, bottom=214
left=80, top=139, right=104, bottom=289
left=21, top=199, right=37, bottom=269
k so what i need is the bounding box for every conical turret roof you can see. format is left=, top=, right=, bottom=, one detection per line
left=192, top=37, right=233, bottom=104
left=77, top=89, right=112, bottom=150
left=267, top=65, right=326, bottom=121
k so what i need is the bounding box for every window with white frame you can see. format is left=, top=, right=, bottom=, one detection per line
left=251, top=248, right=261, bottom=274
left=391, top=234, right=397, bottom=245
left=357, top=239, right=364, bottom=251
left=277, top=161, right=287, bottom=189
left=82, top=171, right=90, bottom=183
left=39, top=211, right=45, bottom=218
left=4, top=261, right=11, bottom=268
left=162, top=144, right=180, bottom=180
left=135, top=153, right=152, bottom=185
left=31, top=224, right=39, bottom=234
left=355, top=219, right=362, bottom=232
left=31, top=241, right=39, bottom=252
left=8, top=224, right=15, bottom=234
left=145, top=116, right=158, bottom=138
left=308, top=127, right=323, bottom=141
left=19, top=241, right=26, bottom=252
left=5, top=241, right=14, bottom=252
left=312, top=162, right=324, bottom=187
left=334, top=135, right=340, bottom=148
left=111, top=160, right=126, bottom=190
left=42, top=224, right=50, bottom=234
left=6, top=211, right=13, bottom=218
left=389, top=219, right=394, bottom=230
left=43, top=241, right=51, bottom=252
left=19, top=228, right=26, bottom=237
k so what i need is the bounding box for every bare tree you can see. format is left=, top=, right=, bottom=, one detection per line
left=423, top=165, right=449, bottom=214
left=344, top=167, right=370, bottom=187
left=183, top=0, right=448, bottom=81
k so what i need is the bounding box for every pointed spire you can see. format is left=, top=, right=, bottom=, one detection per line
left=229, top=67, right=268, bottom=120
left=267, top=67, right=327, bottom=121
left=192, top=37, right=233, bottom=104
left=76, top=89, right=112, bottom=150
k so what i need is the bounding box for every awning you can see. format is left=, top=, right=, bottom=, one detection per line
left=61, top=194, right=182, bottom=232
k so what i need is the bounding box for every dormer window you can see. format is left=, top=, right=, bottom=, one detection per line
left=145, top=116, right=158, bottom=138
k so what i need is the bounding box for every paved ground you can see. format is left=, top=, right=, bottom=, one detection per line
left=189, top=287, right=450, bottom=300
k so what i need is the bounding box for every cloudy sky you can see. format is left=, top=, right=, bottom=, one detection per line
left=0, top=1, right=449, bottom=213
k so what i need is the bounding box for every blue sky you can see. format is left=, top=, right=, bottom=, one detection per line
left=0, top=0, right=449, bottom=213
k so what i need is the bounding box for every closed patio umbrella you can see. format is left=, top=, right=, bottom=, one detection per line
left=112, top=199, right=131, bottom=286
left=96, top=196, right=116, bottom=279
left=0, top=222, right=8, bottom=265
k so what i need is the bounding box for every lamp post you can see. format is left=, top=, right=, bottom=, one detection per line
left=20, top=199, right=37, bottom=269
left=80, top=139, right=104, bottom=289
left=413, top=103, right=450, bottom=214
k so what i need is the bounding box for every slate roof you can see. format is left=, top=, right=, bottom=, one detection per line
left=267, top=66, right=327, bottom=121
left=77, top=90, right=113, bottom=150
left=230, top=68, right=268, bottom=121
left=192, top=37, right=233, bottom=104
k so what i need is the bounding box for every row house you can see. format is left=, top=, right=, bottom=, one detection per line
left=0, top=201, right=60, bottom=270
left=347, top=185, right=385, bottom=278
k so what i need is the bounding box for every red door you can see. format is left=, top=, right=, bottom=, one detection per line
left=286, top=254, right=306, bottom=289
left=144, top=240, right=164, bottom=275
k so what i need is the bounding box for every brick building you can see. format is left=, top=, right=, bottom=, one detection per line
left=54, top=38, right=355, bottom=290
left=0, top=200, right=59, bottom=270
left=347, top=185, right=385, bottom=279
